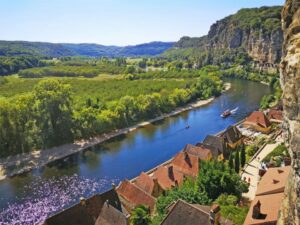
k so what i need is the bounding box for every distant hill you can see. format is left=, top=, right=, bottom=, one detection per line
left=164, top=6, right=283, bottom=69
left=0, top=41, right=174, bottom=58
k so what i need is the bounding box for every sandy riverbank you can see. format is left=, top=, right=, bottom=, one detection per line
left=0, top=83, right=231, bottom=180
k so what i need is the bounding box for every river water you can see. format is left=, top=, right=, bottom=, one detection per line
left=0, top=79, right=271, bottom=224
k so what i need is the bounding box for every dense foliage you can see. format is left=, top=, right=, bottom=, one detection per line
left=0, top=75, right=222, bottom=157
left=260, top=78, right=282, bottom=109
left=131, top=205, right=151, bottom=225
left=0, top=56, right=45, bottom=76
left=263, top=144, right=288, bottom=166
left=215, top=194, right=249, bottom=225
left=155, top=161, right=248, bottom=223
left=0, top=77, right=194, bottom=104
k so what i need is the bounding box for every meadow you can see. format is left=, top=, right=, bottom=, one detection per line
left=0, top=75, right=194, bottom=105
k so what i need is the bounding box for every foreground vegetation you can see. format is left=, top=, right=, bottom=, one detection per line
left=0, top=74, right=222, bottom=157
left=151, top=161, right=249, bottom=225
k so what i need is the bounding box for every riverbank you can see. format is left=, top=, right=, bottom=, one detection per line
left=0, top=83, right=231, bottom=180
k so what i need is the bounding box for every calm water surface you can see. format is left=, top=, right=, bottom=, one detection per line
left=0, top=79, right=271, bottom=224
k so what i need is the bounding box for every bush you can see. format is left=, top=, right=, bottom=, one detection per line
left=263, top=144, right=288, bottom=163
left=245, top=145, right=257, bottom=157
left=215, top=194, right=249, bottom=225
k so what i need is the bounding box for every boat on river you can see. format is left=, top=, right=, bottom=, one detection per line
left=221, top=110, right=231, bottom=118
left=221, top=107, right=239, bottom=118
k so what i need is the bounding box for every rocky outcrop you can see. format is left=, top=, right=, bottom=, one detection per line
left=206, top=13, right=283, bottom=65
left=280, top=0, right=300, bottom=224
left=168, top=6, right=283, bottom=71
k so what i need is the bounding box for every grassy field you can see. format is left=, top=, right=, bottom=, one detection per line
left=0, top=75, right=195, bottom=105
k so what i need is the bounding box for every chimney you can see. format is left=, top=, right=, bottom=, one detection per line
left=272, top=179, right=279, bottom=184
left=252, top=200, right=261, bottom=219
left=168, top=166, right=175, bottom=181
left=209, top=204, right=221, bottom=225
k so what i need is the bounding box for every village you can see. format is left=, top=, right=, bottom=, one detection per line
left=41, top=103, right=289, bottom=225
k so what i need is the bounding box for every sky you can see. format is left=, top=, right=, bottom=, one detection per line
left=0, top=0, right=284, bottom=46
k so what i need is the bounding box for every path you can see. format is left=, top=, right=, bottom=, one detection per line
left=241, top=136, right=283, bottom=200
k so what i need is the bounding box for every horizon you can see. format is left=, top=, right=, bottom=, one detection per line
left=0, top=0, right=284, bottom=46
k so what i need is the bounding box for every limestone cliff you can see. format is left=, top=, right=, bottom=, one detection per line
left=165, top=6, right=283, bottom=70
left=280, top=0, right=300, bottom=224
left=206, top=9, right=283, bottom=65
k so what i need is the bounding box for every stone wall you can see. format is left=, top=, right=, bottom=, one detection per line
left=280, top=0, right=300, bottom=224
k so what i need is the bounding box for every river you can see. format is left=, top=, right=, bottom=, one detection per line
left=0, top=79, right=271, bottom=224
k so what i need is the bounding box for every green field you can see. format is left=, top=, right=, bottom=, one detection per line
left=0, top=75, right=194, bottom=105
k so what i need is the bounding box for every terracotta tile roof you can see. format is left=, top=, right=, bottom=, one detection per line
left=244, top=192, right=284, bottom=225
left=160, top=200, right=233, bottom=225
left=221, top=125, right=243, bottom=144
left=171, top=151, right=199, bottom=178
left=117, top=180, right=156, bottom=212
left=43, top=189, right=123, bottom=225
left=268, top=109, right=283, bottom=121
left=245, top=111, right=271, bottom=128
left=256, top=166, right=291, bottom=196
left=183, top=144, right=212, bottom=161
left=153, top=165, right=184, bottom=190
left=95, top=202, right=128, bottom=225
left=202, top=135, right=226, bottom=158
left=135, top=172, right=156, bottom=195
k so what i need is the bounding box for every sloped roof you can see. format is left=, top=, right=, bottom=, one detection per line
left=95, top=202, right=128, bottom=225
left=196, top=142, right=220, bottom=159
left=153, top=165, right=184, bottom=190
left=43, top=189, right=123, bottom=225
left=171, top=152, right=199, bottom=177
left=268, top=109, right=283, bottom=121
left=160, top=200, right=232, bottom=225
left=183, top=144, right=212, bottom=160
left=202, top=135, right=226, bottom=157
left=244, top=192, right=284, bottom=225
left=245, top=111, right=271, bottom=128
left=256, top=166, right=291, bottom=196
left=221, top=125, right=243, bottom=144
left=135, top=172, right=156, bottom=195
left=117, top=180, right=156, bottom=212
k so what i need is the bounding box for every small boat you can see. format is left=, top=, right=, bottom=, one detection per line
left=185, top=125, right=190, bottom=129
left=221, top=109, right=231, bottom=118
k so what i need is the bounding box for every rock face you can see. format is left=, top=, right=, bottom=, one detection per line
left=280, top=0, right=300, bottom=224
left=206, top=13, right=283, bottom=65
left=169, top=6, right=283, bottom=71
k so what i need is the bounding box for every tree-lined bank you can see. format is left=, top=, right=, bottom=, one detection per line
left=0, top=75, right=222, bottom=157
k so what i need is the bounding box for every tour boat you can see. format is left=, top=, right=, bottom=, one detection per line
left=221, top=110, right=231, bottom=118
left=221, top=107, right=239, bottom=118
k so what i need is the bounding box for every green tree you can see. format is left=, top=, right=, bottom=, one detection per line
left=197, top=161, right=247, bottom=200
left=34, top=79, right=74, bottom=148
left=240, top=144, right=246, bottom=167
left=131, top=205, right=151, bottom=225
left=228, top=152, right=234, bottom=170
left=235, top=150, right=240, bottom=173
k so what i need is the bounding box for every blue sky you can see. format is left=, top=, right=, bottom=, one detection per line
left=0, top=0, right=284, bottom=46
